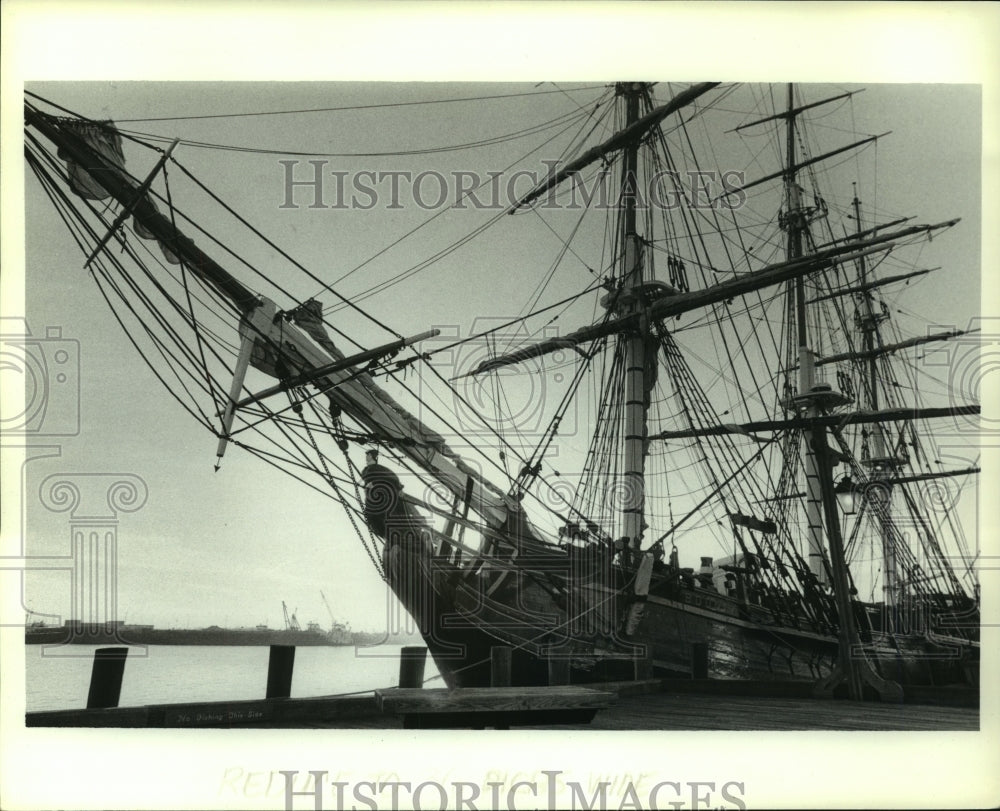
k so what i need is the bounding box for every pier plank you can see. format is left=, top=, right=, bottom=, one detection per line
left=376, top=685, right=616, bottom=714
left=26, top=681, right=978, bottom=730
left=26, top=694, right=379, bottom=728
left=375, top=685, right=617, bottom=728
left=527, top=692, right=979, bottom=731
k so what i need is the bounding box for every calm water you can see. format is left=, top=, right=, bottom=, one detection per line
left=25, top=643, right=440, bottom=712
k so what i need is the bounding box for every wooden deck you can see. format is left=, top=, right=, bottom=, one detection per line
left=232, top=687, right=979, bottom=731
left=27, top=678, right=978, bottom=730
left=528, top=690, right=979, bottom=731
left=376, top=685, right=617, bottom=728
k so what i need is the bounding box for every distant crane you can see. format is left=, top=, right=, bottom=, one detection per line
left=320, top=590, right=348, bottom=633
left=319, top=590, right=336, bottom=630
left=282, top=600, right=301, bottom=631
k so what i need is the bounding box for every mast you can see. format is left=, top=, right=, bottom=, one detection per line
left=778, top=87, right=901, bottom=702
left=619, top=82, right=649, bottom=560
left=852, top=188, right=902, bottom=616
left=782, top=84, right=828, bottom=586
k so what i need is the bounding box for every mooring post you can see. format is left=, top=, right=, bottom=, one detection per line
left=547, top=651, right=571, bottom=686
left=86, top=647, right=128, bottom=709
left=691, top=642, right=709, bottom=679
left=490, top=646, right=512, bottom=687
left=633, top=646, right=654, bottom=680
left=265, top=645, right=296, bottom=699
left=399, top=646, right=427, bottom=688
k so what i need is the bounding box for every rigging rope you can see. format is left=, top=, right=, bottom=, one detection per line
left=120, top=105, right=592, bottom=159
left=292, top=388, right=386, bottom=580
left=110, top=85, right=610, bottom=123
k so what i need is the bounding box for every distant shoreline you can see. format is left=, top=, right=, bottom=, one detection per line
left=23, top=624, right=401, bottom=647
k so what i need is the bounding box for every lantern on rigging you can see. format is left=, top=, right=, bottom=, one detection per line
left=833, top=473, right=858, bottom=516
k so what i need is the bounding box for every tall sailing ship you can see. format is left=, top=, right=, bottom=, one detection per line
left=23, top=82, right=980, bottom=698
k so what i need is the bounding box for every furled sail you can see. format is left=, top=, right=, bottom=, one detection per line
left=56, top=119, right=180, bottom=264
left=44, top=110, right=519, bottom=530
left=510, top=81, right=720, bottom=210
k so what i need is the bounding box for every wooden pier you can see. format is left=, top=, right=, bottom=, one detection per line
left=376, top=685, right=617, bottom=729
left=533, top=685, right=978, bottom=731
left=25, top=680, right=977, bottom=731
left=24, top=644, right=978, bottom=730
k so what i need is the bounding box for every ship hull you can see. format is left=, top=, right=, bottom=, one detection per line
left=364, top=461, right=977, bottom=692
left=384, top=535, right=978, bottom=691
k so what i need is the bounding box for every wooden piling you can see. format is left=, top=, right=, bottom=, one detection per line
left=399, top=646, right=427, bottom=688
left=691, top=642, right=709, bottom=679
left=265, top=645, right=296, bottom=699
left=86, top=647, right=128, bottom=709
left=490, top=646, right=512, bottom=687
left=547, top=653, right=571, bottom=686
left=633, top=646, right=654, bottom=680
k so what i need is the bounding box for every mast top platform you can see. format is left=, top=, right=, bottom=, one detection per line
left=861, top=454, right=909, bottom=472
left=782, top=382, right=854, bottom=413
left=601, top=280, right=678, bottom=315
